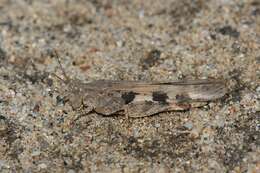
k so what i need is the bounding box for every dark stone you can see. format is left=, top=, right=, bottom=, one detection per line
left=33, top=104, right=40, bottom=113
left=121, top=91, right=138, bottom=104
left=140, top=49, right=161, bottom=70
left=152, top=91, right=168, bottom=103
left=0, top=47, right=6, bottom=60
left=256, top=56, right=260, bottom=64
left=0, top=115, right=7, bottom=120
left=252, top=8, right=260, bottom=16
left=210, top=34, right=216, bottom=40
left=45, top=78, right=53, bottom=87
left=56, top=95, right=66, bottom=105
left=217, top=26, right=240, bottom=38
left=251, top=1, right=260, bottom=6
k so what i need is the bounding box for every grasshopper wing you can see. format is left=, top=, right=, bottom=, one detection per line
left=106, top=79, right=227, bottom=104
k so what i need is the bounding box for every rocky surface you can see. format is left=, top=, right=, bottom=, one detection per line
left=0, top=0, right=259, bottom=172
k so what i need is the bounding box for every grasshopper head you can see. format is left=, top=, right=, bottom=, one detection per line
left=52, top=74, right=85, bottom=110
left=52, top=50, right=84, bottom=110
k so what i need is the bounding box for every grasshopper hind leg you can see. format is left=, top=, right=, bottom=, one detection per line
left=124, top=101, right=208, bottom=118
left=124, top=101, right=169, bottom=118
left=93, top=92, right=125, bottom=116
left=124, top=101, right=181, bottom=118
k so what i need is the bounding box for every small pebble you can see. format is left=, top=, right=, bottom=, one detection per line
left=256, top=86, right=260, bottom=93
left=155, top=123, right=160, bottom=128
left=0, top=160, right=6, bottom=169
left=184, top=122, right=193, bottom=130
left=38, top=163, right=47, bottom=169
left=31, top=150, right=41, bottom=156
left=67, top=169, right=76, bottom=173
left=0, top=115, right=8, bottom=133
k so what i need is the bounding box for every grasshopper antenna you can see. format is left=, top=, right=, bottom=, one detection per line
left=53, top=49, right=70, bottom=82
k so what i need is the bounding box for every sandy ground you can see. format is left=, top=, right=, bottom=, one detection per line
left=0, top=0, right=259, bottom=172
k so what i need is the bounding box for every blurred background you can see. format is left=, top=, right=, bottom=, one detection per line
left=0, top=0, right=259, bottom=172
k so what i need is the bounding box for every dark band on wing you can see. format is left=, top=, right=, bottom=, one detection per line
left=152, top=91, right=169, bottom=103
left=121, top=91, right=139, bottom=104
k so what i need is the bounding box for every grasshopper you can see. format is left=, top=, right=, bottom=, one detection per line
left=52, top=51, right=227, bottom=118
